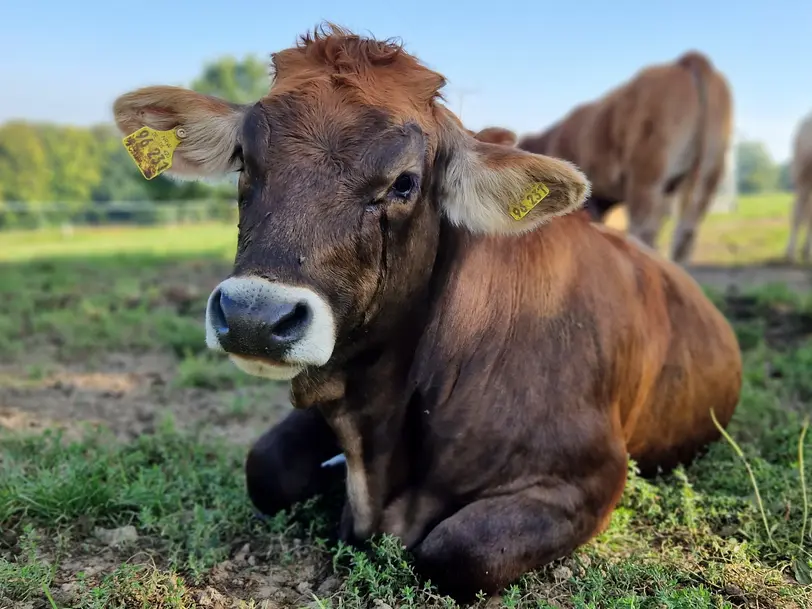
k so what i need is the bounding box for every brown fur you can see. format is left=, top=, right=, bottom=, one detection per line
left=112, top=25, right=742, bottom=602
left=785, top=111, right=812, bottom=262
left=518, top=51, right=734, bottom=264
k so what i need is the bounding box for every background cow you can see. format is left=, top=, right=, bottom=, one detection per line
left=785, top=111, right=812, bottom=262
left=112, top=26, right=742, bottom=602
left=518, top=51, right=734, bottom=265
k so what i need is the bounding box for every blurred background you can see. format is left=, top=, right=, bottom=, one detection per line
left=1, top=3, right=811, bottom=608
left=1, top=0, right=809, bottom=261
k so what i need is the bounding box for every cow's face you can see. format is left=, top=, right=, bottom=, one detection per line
left=113, top=27, right=589, bottom=382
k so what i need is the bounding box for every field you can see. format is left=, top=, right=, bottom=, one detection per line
left=1, top=192, right=811, bottom=609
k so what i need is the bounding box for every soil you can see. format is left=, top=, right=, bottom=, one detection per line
left=0, top=351, right=292, bottom=446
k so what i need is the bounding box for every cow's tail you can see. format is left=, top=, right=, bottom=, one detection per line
left=671, top=50, right=720, bottom=245
left=677, top=51, right=713, bottom=198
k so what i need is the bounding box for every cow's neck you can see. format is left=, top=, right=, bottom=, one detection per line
left=290, top=280, right=435, bottom=540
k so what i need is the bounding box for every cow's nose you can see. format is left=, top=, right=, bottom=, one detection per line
left=207, top=285, right=313, bottom=359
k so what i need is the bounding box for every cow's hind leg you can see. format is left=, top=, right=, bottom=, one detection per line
left=411, top=483, right=620, bottom=602
left=624, top=171, right=674, bottom=252
left=671, top=158, right=725, bottom=264
left=245, top=408, right=343, bottom=517
left=798, top=187, right=812, bottom=262
left=785, top=184, right=810, bottom=262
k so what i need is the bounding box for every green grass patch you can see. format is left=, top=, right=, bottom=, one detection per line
left=0, top=253, right=227, bottom=360
left=0, top=222, right=237, bottom=263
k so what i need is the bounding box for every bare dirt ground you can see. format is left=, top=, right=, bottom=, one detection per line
left=0, top=351, right=293, bottom=446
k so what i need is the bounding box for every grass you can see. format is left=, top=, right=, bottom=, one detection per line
left=0, top=193, right=811, bottom=608
left=606, top=191, right=796, bottom=264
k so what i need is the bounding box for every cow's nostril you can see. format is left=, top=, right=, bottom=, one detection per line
left=270, top=301, right=312, bottom=342
left=209, top=288, right=229, bottom=337
left=208, top=284, right=315, bottom=359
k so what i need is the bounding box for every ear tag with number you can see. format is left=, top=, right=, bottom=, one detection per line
left=509, top=182, right=551, bottom=221
left=122, top=126, right=186, bottom=180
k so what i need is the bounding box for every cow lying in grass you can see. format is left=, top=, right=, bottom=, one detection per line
left=113, top=25, right=743, bottom=602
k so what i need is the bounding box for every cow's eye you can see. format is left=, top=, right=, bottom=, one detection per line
left=389, top=173, right=415, bottom=199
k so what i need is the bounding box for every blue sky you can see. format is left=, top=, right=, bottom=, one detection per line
left=2, top=1, right=810, bottom=162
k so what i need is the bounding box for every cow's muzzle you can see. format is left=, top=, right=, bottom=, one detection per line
left=205, top=276, right=336, bottom=380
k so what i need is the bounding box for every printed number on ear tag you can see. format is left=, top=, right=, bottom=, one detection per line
left=509, top=182, right=550, bottom=221
left=122, top=126, right=184, bottom=180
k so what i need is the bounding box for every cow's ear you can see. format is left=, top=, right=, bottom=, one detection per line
left=437, top=119, right=590, bottom=235
left=473, top=127, right=518, bottom=147
left=112, top=86, right=247, bottom=179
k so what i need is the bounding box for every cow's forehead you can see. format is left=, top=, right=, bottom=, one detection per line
left=241, top=94, right=428, bottom=174
left=264, top=29, right=447, bottom=129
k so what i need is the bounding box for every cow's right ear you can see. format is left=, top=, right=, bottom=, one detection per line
left=112, top=86, right=247, bottom=179
left=436, top=113, right=589, bottom=235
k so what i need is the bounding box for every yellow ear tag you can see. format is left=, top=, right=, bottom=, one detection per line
left=509, top=182, right=550, bottom=221
left=122, top=126, right=185, bottom=180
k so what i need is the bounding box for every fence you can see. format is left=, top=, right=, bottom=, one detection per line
left=0, top=199, right=238, bottom=231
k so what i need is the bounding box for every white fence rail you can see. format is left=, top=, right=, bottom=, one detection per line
left=0, top=199, right=238, bottom=230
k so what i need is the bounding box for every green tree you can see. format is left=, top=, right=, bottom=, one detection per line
left=0, top=122, right=52, bottom=203
left=736, top=140, right=779, bottom=194
left=191, top=55, right=270, bottom=104
left=777, top=161, right=793, bottom=192
left=38, top=125, right=103, bottom=211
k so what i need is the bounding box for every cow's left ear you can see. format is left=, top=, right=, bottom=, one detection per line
left=437, top=121, right=590, bottom=235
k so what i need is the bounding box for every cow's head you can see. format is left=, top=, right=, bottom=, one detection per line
left=113, top=26, right=589, bottom=383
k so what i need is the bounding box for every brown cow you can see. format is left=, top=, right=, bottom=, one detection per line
left=518, top=51, right=734, bottom=264
left=113, top=26, right=742, bottom=602
left=785, top=111, right=812, bottom=262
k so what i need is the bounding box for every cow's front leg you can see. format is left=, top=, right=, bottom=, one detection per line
left=325, top=405, right=411, bottom=542
left=412, top=474, right=625, bottom=602
left=245, top=407, right=343, bottom=517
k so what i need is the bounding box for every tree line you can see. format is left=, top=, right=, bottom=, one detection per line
left=736, top=140, right=793, bottom=195
left=0, top=54, right=795, bottom=227
left=0, top=56, right=269, bottom=228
